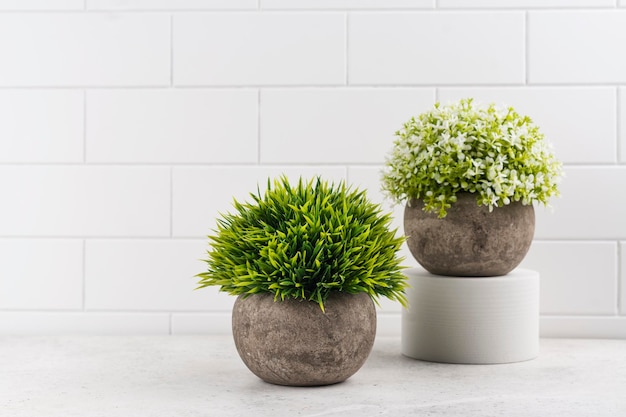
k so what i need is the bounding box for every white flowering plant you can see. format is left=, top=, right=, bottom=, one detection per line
left=381, top=98, right=563, bottom=218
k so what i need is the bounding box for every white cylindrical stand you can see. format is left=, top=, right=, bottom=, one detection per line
left=402, top=268, right=539, bottom=364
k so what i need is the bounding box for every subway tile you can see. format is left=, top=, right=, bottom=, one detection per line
left=541, top=317, right=626, bottom=339
left=86, top=89, right=257, bottom=163
left=261, top=0, right=433, bottom=9
left=0, top=90, right=83, bottom=163
left=85, top=239, right=233, bottom=311
left=535, top=167, right=626, bottom=240
left=439, top=0, right=614, bottom=7
left=172, top=166, right=346, bottom=237
left=520, top=241, right=617, bottom=315
left=0, top=240, right=83, bottom=310
left=377, top=313, right=401, bottom=337
left=0, top=14, right=169, bottom=87
left=349, top=12, right=524, bottom=85
left=171, top=313, right=233, bottom=334
left=529, top=11, right=626, bottom=84
left=260, top=88, right=434, bottom=164
left=438, top=87, right=617, bottom=164
left=0, top=0, right=83, bottom=10
left=173, top=12, right=345, bottom=86
left=87, top=0, right=256, bottom=9
left=0, top=166, right=170, bottom=237
left=0, top=0, right=84, bottom=11
left=0, top=312, right=169, bottom=335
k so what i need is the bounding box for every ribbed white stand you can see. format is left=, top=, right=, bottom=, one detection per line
left=401, top=268, right=539, bottom=364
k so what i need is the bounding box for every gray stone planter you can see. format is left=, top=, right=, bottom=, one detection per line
left=232, top=292, right=376, bottom=386
left=404, top=193, right=535, bottom=276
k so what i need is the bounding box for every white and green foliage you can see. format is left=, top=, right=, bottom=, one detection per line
left=382, top=98, right=563, bottom=217
left=197, top=176, right=407, bottom=310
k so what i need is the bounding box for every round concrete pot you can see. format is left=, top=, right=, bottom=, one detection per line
left=404, top=193, right=535, bottom=276
left=231, top=292, right=376, bottom=386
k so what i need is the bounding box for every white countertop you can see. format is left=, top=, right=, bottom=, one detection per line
left=1, top=336, right=625, bottom=417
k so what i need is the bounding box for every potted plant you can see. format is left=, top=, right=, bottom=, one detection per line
left=197, top=176, right=407, bottom=386
left=381, top=98, right=563, bottom=276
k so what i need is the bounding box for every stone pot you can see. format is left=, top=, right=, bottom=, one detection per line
left=232, top=292, right=376, bottom=386
left=404, top=193, right=535, bottom=276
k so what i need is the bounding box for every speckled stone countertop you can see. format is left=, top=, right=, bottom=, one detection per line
left=1, top=336, right=624, bottom=417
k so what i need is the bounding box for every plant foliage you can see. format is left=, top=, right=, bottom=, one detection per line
left=197, top=176, right=407, bottom=311
left=381, top=98, right=563, bottom=217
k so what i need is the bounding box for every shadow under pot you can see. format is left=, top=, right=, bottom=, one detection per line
left=404, top=192, right=535, bottom=277
left=231, top=292, right=376, bottom=387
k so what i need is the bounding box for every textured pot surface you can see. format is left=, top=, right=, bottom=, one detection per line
left=404, top=193, right=535, bottom=276
left=232, top=292, right=376, bottom=386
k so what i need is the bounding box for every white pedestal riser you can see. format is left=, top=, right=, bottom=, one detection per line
left=402, top=268, right=540, bottom=364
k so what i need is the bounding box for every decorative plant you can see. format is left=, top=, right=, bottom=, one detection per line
left=197, top=176, right=407, bottom=311
left=381, top=98, right=563, bottom=217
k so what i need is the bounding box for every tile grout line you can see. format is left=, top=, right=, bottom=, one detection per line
left=257, top=89, right=262, bottom=164
left=170, top=14, right=174, bottom=87
left=0, top=162, right=623, bottom=169
left=524, top=11, right=529, bottom=85
left=1, top=83, right=625, bottom=90
left=345, top=12, right=349, bottom=86
left=617, top=87, right=622, bottom=164
left=0, top=7, right=620, bottom=13
left=83, top=89, right=87, bottom=163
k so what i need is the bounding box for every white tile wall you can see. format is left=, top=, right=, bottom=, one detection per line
left=172, top=166, right=346, bottom=237
left=0, top=14, right=170, bottom=87
left=0, top=240, right=83, bottom=310
left=0, top=0, right=83, bottom=10
left=86, top=0, right=257, bottom=10
left=1, top=3, right=624, bottom=338
left=520, top=242, right=618, bottom=315
left=173, top=13, right=345, bottom=86
left=85, top=239, right=231, bottom=311
left=439, top=0, right=615, bottom=7
left=535, top=167, right=626, bottom=240
left=86, top=89, right=258, bottom=163
left=171, top=312, right=232, bottom=334
left=617, top=87, right=626, bottom=163
left=0, top=312, right=170, bottom=335
left=541, top=317, right=626, bottom=339
left=260, top=0, right=434, bottom=9
left=348, top=12, right=524, bottom=85
left=0, top=167, right=170, bottom=237
left=260, top=88, right=434, bottom=163
left=528, top=11, right=626, bottom=84
left=0, top=90, right=84, bottom=163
